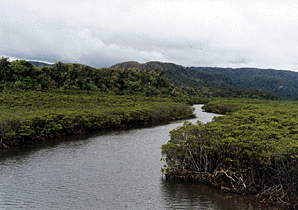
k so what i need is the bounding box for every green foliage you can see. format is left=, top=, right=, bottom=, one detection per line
left=0, top=59, right=189, bottom=100
left=111, top=61, right=298, bottom=99
left=0, top=57, right=13, bottom=83
left=180, top=86, right=281, bottom=101
left=161, top=98, right=298, bottom=208
left=0, top=59, right=196, bottom=148
left=0, top=89, right=195, bottom=148
left=1, top=58, right=283, bottom=102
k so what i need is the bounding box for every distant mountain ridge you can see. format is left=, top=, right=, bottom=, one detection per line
left=28, top=61, right=54, bottom=67
left=111, top=61, right=298, bottom=99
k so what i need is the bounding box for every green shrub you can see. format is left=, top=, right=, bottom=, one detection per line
left=0, top=90, right=195, bottom=149
left=161, top=98, right=298, bottom=208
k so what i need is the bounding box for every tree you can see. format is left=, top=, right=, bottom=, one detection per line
left=0, top=57, right=13, bottom=82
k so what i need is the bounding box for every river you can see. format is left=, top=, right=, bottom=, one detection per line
left=0, top=105, right=272, bottom=209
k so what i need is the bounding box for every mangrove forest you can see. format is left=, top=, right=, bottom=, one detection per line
left=161, top=98, right=298, bottom=209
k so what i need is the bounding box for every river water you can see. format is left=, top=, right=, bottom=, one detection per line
left=0, top=105, right=271, bottom=209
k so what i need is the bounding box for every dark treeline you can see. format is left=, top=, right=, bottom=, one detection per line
left=0, top=58, right=180, bottom=97
left=189, top=66, right=298, bottom=99
left=161, top=98, right=298, bottom=209
left=0, top=57, right=280, bottom=104
left=181, top=85, right=281, bottom=102
left=111, top=61, right=298, bottom=99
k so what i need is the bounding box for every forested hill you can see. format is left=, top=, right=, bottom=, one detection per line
left=189, top=67, right=298, bottom=99
left=111, top=61, right=188, bottom=86
left=0, top=58, right=187, bottom=99
left=0, top=57, right=283, bottom=101
left=111, top=61, right=298, bottom=99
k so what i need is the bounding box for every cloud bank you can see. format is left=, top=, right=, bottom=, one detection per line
left=1, top=0, right=298, bottom=71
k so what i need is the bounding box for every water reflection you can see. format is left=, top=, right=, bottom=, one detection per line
left=160, top=176, right=281, bottom=210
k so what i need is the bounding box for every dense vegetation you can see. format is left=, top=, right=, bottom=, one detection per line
left=0, top=89, right=194, bottom=149
left=1, top=57, right=279, bottom=106
left=161, top=98, right=298, bottom=208
left=190, top=67, right=298, bottom=99
left=180, top=85, right=281, bottom=101
left=0, top=58, right=190, bottom=99
left=0, top=57, right=196, bottom=149
left=111, top=61, right=298, bottom=99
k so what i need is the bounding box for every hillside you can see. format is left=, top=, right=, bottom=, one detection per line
left=0, top=58, right=191, bottom=102
left=0, top=57, right=282, bottom=101
left=190, top=67, right=298, bottom=99
left=111, top=61, right=191, bottom=86
left=111, top=61, right=298, bottom=99
left=28, top=61, right=54, bottom=67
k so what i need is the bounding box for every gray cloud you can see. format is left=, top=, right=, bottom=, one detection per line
left=1, top=0, right=298, bottom=71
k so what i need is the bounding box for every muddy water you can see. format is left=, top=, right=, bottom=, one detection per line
left=0, top=105, right=273, bottom=209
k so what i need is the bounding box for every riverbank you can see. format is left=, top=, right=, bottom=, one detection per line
left=2, top=104, right=256, bottom=209
left=161, top=98, right=298, bottom=209
left=0, top=89, right=195, bottom=149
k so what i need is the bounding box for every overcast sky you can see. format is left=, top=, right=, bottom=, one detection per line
left=1, top=0, right=298, bottom=71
